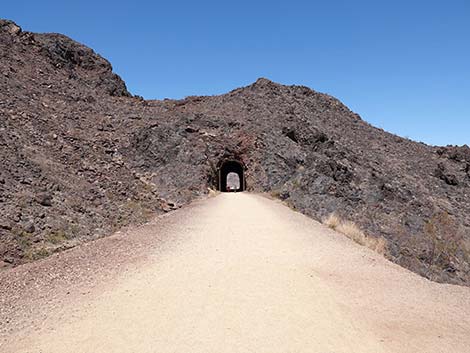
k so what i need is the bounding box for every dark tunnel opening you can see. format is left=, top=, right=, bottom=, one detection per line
left=218, top=160, right=245, bottom=192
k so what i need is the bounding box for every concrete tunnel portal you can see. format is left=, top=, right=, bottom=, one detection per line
left=218, top=160, right=245, bottom=192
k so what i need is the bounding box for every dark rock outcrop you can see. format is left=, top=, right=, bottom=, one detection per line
left=1, top=19, right=469, bottom=286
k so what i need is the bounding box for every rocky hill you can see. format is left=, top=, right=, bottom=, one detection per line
left=1, top=19, right=469, bottom=285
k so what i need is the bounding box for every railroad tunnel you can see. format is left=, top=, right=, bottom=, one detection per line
left=218, top=160, right=245, bottom=192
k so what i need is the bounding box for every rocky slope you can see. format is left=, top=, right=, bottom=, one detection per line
left=0, top=19, right=172, bottom=265
left=1, top=19, right=469, bottom=285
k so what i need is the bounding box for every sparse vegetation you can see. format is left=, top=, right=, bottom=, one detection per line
left=323, top=213, right=388, bottom=255
left=208, top=187, right=219, bottom=197
left=422, top=211, right=465, bottom=278
left=292, top=179, right=301, bottom=189
left=123, top=200, right=154, bottom=220
left=24, top=247, right=50, bottom=261
left=13, top=228, right=54, bottom=261
left=46, top=230, right=70, bottom=244
left=110, top=200, right=156, bottom=232
left=324, top=213, right=341, bottom=230
left=15, top=230, right=33, bottom=251
left=284, top=199, right=297, bottom=210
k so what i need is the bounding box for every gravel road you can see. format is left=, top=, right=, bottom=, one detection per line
left=2, top=193, right=470, bottom=352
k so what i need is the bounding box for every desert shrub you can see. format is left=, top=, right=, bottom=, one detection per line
left=422, top=212, right=464, bottom=275
left=323, top=213, right=388, bottom=255
left=323, top=213, right=341, bottom=230
left=337, top=221, right=366, bottom=244
left=208, top=187, right=218, bottom=197
left=46, top=230, right=70, bottom=244
left=284, top=199, right=297, bottom=210
left=292, top=179, right=301, bottom=189
left=24, top=247, right=51, bottom=261
left=122, top=200, right=154, bottom=223
left=15, top=230, right=33, bottom=251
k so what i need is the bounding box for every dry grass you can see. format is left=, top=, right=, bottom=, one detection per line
left=46, top=230, right=70, bottom=244
left=24, top=247, right=51, bottom=261
left=421, top=211, right=467, bottom=278
left=323, top=213, right=388, bottom=255
left=208, top=187, right=219, bottom=197
left=324, top=213, right=341, bottom=230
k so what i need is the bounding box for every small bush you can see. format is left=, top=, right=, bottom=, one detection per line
left=323, top=213, right=388, bottom=255
left=25, top=247, right=51, bottom=261
left=337, top=221, right=366, bottom=244
left=422, top=212, right=465, bottom=277
left=46, top=230, right=69, bottom=244
left=284, top=199, right=296, bottom=210
left=323, top=213, right=341, bottom=230
left=208, top=187, right=218, bottom=197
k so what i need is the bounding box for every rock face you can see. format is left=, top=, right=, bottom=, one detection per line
left=0, top=19, right=155, bottom=265
left=1, top=19, right=469, bottom=285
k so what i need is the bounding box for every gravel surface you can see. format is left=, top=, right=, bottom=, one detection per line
left=1, top=193, right=469, bottom=352
left=0, top=198, right=203, bottom=339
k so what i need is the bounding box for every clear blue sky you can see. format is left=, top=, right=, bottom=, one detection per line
left=3, top=0, right=469, bottom=146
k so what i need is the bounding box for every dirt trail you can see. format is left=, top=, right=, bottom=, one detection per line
left=2, top=193, right=470, bottom=352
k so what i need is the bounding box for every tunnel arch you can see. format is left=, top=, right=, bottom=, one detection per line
left=218, top=160, right=245, bottom=192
